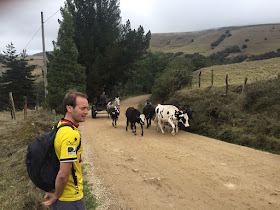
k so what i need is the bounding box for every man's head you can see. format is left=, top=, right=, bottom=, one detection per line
left=63, top=91, right=89, bottom=124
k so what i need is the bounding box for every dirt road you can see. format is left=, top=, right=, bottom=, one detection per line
left=81, top=95, right=280, bottom=210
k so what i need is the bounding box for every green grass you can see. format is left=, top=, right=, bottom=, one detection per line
left=0, top=110, right=98, bottom=210
left=83, top=180, right=98, bottom=209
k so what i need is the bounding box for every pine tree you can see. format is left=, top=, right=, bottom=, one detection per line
left=0, top=43, right=36, bottom=110
left=67, top=0, right=151, bottom=101
left=47, top=8, right=86, bottom=113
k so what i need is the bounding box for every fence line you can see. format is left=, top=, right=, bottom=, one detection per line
left=196, top=70, right=250, bottom=95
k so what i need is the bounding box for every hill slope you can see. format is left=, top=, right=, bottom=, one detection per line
left=150, top=24, right=280, bottom=56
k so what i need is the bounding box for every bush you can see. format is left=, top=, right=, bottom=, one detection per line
left=166, top=78, right=280, bottom=154
left=174, top=52, right=184, bottom=57
left=152, top=57, right=193, bottom=103
left=211, top=34, right=227, bottom=47
left=249, top=50, right=280, bottom=61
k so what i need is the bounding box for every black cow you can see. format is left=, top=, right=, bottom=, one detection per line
left=143, top=104, right=155, bottom=128
left=125, top=107, right=145, bottom=136
left=108, top=106, right=120, bottom=128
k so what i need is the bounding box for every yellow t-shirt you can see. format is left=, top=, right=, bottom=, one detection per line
left=54, top=121, right=83, bottom=201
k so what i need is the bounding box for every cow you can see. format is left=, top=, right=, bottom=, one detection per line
left=125, top=107, right=145, bottom=136
left=107, top=106, right=120, bottom=128
left=143, top=104, right=155, bottom=128
left=107, top=97, right=120, bottom=117
left=154, top=104, right=190, bottom=136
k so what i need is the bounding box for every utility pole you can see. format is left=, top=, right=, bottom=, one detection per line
left=41, top=11, right=48, bottom=97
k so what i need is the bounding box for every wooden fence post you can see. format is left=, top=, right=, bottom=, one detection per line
left=225, top=74, right=229, bottom=96
left=24, top=96, right=27, bottom=120
left=242, top=77, right=248, bottom=94
left=211, top=69, right=214, bottom=88
left=198, top=71, right=201, bottom=88
left=36, top=93, right=39, bottom=114
left=9, top=92, right=16, bottom=120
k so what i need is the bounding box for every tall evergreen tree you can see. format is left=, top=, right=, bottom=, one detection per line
left=0, top=43, right=36, bottom=110
left=47, top=7, right=86, bottom=113
left=66, top=0, right=151, bottom=101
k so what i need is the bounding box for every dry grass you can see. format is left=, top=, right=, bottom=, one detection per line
left=0, top=109, right=97, bottom=209
left=0, top=110, right=54, bottom=210
left=150, top=23, right=280, bottom=56
left=0, top=56, right=43, bottom=82
left=191, top=57, right=280, bottom=88
left=27, top=56, right=44, bottom=82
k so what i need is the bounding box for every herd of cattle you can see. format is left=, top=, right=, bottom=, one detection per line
left=97, top=97, right=192, bottom=136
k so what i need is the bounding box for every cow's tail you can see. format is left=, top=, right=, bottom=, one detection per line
left=154, top=114, right=158, bottom=124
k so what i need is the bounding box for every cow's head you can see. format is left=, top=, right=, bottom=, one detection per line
left=175, top=110, right=190, bottom=127
left=115, top=97, right=120, bottom=107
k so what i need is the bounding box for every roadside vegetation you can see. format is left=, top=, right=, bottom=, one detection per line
left=0, top=111, right=97, bottom=210
left=165, top=77, right=280, bottom=154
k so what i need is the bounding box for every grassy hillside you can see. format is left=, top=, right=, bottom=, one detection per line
left=27, top=56, right=44, bottom=82
left=192, top=57, right=280, bottom=88
left=1, top=23, right=280, bottom=81
left=0, top=56, right=43, bottom=82
left=150, top=24, right=280, bottom=56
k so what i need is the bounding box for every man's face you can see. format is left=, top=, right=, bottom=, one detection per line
left=68, top=96, right=89, bottom=123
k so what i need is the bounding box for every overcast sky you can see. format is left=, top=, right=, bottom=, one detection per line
left=1, top=0, right=280, bottom=55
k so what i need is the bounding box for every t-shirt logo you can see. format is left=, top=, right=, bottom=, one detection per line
left=67, top=146, right=76, bottom=156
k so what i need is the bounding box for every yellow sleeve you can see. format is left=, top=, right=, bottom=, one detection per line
left=58, top=128, right=80, bottom=163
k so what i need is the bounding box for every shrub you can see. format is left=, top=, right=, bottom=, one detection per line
left=174, top=52, right=184, bottom=57
left=152, top=57, right=193, bottom=102
left=211, top=34, right=227, bottom=47
left=166, top=78, right=280, bottom=154
left=242, top=44, right=247, bottom=49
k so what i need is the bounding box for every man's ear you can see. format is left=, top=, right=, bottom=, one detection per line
left=66, top=105, right=73, bottom=113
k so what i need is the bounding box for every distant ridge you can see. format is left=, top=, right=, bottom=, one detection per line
left=150, top=23, right=280, bottom=56
left=32, top=51, right=53, bottom=56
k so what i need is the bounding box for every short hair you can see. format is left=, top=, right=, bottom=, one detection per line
left=62, top=90, right=88, bottom=114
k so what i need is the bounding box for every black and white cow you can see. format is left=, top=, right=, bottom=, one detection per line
left=107, top=97, right=120, bottom=118
left=125, top=107, right=145, bottom=136
left=155, top=104, right=190, bottom=136
left=107, top=106, right=120, bottom=128
left=143, top=104, right=155, bottom=128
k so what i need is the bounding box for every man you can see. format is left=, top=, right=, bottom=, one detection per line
left=42, top=91, right=88, bottom=209
left=99, top=91, right=106, bottom=106
left=145, top=99, right=152, bottom=106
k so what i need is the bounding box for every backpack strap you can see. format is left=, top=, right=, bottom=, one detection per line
left=55, top=121, right=80, bottom=188
left=71, top=138, right=82, bottom=187
left=56, top=123, right=75, bottom=130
